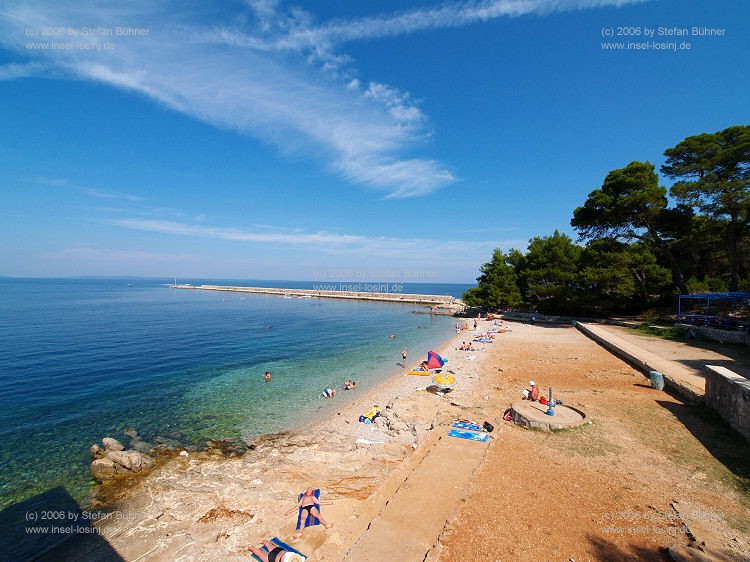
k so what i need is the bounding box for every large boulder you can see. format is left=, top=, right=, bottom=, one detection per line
left=90, top=457, right=119, bottom=481
left=91, top=444, right=155, bottom=481
left=106, top=450, right=155, bottom=473
left=102, top=437, right=125, bottom=452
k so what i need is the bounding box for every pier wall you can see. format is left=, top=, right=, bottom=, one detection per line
left=171, top=284, right=462, bottom=309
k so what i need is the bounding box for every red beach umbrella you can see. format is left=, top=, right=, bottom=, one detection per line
left=426, top=350, right=445, bottom=370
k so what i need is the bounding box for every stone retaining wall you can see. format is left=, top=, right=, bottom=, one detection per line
left=705, top=365, right=750, bottom=442
left=675, top=323, right=750, bottom=347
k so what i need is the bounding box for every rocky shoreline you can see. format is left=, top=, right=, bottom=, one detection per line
left=54, top=319, right=496, bottom=560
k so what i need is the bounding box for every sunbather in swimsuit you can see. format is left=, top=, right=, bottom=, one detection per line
left=267, top=546, right=285, bottom=562
left=247, top=539, right=302, bottom=562
left=286, top=487, right=335, bottom=539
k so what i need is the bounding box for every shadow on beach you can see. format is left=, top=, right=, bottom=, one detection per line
left=587, top=536, right=671, bottom=561
left=656, top=400, right=750, bottom=491
left=0, top=486, right=123, bottom=562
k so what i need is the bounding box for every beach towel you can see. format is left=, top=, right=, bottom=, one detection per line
left=448, top=428, right=490, bottom=442
left=296, top=489, right=320, bottom=530
left=452, top=420, right=486, bottom=431
left=359, top=406, right=381, bottom=423
left=249, top=537, right=306, bottom=562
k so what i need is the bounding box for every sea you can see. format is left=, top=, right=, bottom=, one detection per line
left=0, top=278, right=471, bottom=514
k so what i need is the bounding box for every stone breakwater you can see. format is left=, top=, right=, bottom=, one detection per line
left=170, top=284, right=464, bottom=310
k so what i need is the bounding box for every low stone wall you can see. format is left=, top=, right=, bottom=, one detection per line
left=705, top=365, right=750, bottom=442
left=675, top=323, right=750, bottom=347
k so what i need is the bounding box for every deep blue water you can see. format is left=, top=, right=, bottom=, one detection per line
left=0, top=278, right=469, bottom=511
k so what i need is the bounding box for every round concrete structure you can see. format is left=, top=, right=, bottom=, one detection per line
left=510, top=401, right=587, bottom=431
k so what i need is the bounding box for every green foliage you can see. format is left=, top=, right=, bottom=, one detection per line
left=685, top=276, right=729, bottom=293
left=571, top=161, right=667, bottom=240
left=461, top=249, right=522, bottom=309
left=571, top=161, right=690, bottom=294
left=663, top=125, right=750, bottom=291
left=517, top=230, right=581, bottom=313
left=577, top=239, right=671, bottom=312
left=465, top=125, right=748, bottom=315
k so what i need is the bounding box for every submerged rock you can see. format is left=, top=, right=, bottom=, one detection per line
left=205, top=438, right=248, bottom=457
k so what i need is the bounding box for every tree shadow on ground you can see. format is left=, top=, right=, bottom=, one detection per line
left=656, top=400, right=750, bottom=493
left=0, top=486, right=124, bottom=562
left=587, top=536, right=673, bottom=561
left=677, top=358, right=750, bottom=380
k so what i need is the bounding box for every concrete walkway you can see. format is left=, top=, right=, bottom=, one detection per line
left=575, top=322, right=706, bottom=402
left=341, top=430, right=490, bottom=562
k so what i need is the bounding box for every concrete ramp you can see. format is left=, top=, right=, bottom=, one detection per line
left=343, top=432, right=489, bottom=562
left=575, top=322, right=705, bottom=402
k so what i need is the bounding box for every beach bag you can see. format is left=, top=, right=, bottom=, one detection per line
left=503, top=410, right=512, bottom=422
left=539, top=395, right=548, bottom=405
left=483, top=421, right=494, bottom=433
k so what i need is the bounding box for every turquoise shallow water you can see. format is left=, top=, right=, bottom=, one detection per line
left=0, top=278, right=467, bottom=511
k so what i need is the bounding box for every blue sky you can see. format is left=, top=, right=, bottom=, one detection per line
left=1, top=0, right=747, bottom=283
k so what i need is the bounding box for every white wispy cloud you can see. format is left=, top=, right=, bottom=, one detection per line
left=22, top=176, right=144, bottom=202
left=0, top=0, right=648, bottom=197
left=108, top=217, right=525, bottom=259
left=0, top=61, right=50, bottom=80
left=45, top=247, right=194, bottom=263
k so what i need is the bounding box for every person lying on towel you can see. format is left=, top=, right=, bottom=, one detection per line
left=285, top=487, right=334, bottom=538
left=247, top=539, right=303, bottom=562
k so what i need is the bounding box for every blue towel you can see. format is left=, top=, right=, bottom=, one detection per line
left=448, top=428, right=490, bottom=442
left=452, top=420, right=486, bottom=431
left=249, top=537, right=306, bottom=562
left=296, top=489, right=321, bottom=530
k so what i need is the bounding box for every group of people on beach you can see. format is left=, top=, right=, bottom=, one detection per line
left=248, top=487, right=334, bottom=561
left=458, top=341, right=475, bottom=351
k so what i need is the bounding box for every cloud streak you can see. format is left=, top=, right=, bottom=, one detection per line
left=108, top=217, right=527, bottom=260
left=0, top=0, right=649, bottom=197
left=267, top=0, right=650, bottom=52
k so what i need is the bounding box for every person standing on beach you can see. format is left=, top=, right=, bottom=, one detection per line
left=401, top=348, right=407, bottom=368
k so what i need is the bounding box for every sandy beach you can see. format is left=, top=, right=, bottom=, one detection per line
left=51, top=318, right=750, bottom=561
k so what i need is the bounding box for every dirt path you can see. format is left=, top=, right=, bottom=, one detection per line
left=438, top=323, right=750, bottom=561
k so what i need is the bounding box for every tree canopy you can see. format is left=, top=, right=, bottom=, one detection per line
left=662, top=125, right=750, bottom=291
left=463, top=124, right=749, bottom=314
